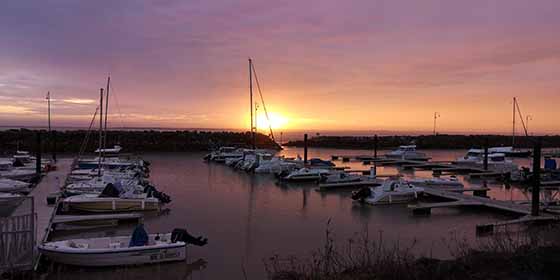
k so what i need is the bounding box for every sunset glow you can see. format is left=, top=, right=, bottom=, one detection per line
left=1, top=1, right=559, bottom=134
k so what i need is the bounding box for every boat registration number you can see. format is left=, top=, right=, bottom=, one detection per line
left=150, top=251, right=180, bottom=260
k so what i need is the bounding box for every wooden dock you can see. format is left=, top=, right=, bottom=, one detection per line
left=410, top=186, right=532, bottom=216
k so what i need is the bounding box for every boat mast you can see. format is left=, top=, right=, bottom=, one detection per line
left=512, top=97, right=516, bottom=147
left=249, top=58, right=255, bottom=149
left=103, top=76, right=110, bottom=159
left=98, top=88, right=104, bottom=177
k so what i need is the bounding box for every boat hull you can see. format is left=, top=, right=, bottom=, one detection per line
left=64, top=198, right=160, bottom=213
left=365, top=192, right=419, bottom=205
left=40, top=245, right=185, bottom=266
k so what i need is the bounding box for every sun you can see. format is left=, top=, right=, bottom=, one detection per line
left=256, top=112, right=289, bottom=130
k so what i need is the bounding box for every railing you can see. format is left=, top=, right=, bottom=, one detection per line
left=0, top=209, right=35, bottom=272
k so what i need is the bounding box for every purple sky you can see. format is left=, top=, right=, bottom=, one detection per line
left=1, top=0, right=559, bottom=133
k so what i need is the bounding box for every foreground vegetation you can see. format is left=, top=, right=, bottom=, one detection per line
left=284, top=134, right=560, bottom=150
left=265, top=222, right=560, bottom=280
left=0, top=129, right=281, bottom=154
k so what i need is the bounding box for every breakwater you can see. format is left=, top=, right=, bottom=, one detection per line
left=0, top=129, right=281, bottom=154
left=284, top=134, right=560, bottom=150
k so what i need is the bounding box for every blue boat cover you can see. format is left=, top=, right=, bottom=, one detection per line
left=129, top=224, right=149, bottom=247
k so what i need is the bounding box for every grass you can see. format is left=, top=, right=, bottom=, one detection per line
left=264, top=220, right=560, bottom=280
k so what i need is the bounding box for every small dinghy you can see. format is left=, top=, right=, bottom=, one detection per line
left=351, top=180, right=424, bottom=205
left=39, top=225, right=208, bottom=266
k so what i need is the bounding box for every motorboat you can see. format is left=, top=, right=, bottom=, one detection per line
left=77, top=157, right=146, bottom=170
left=406, top=176, right=463, bottom=190
left=39, top=233, right=183, bottom=266
left=0, top=178, right=31, bottom=193
left=64, top=176, right=145, bottom=195
left=205, top=147, right=244, bottom=163
left=351, top=180, right=424, bottom=205
left=454, top=152, right=518, bottom=173
left=281, top=168, right=331, bottom=181
left=322, top=172, right=362, bottom=184
left=0, top=168, right=37, bottom=182
left=308, top=158, right=335, bottom=167
left=385, top=145, right=429, bottom=161
left=254, top=157, right=302, bottom=174
left=63, top=183, right=166, bottom=213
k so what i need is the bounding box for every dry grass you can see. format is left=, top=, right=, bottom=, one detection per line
left=265, top=221, right=560, bottom=280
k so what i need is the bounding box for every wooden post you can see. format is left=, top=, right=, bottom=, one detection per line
left=531, top=138, right=541, bottom=216
left=304, top=134, right=308, bottom=164
left=483, top=138, right=489, bottom=171
left=373, top=134, right=378, bottom=159
left=35, top=131, right=41, bottom=175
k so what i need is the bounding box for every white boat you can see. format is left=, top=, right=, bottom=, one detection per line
left=385, top=145, right=429, bottom=161
left=0, top=168, right=37, bottom=181
left=282, top=168, right=331, bottom=181
left=254, top=157, right=301, bottom=174
left=0, top=178, right=31, bottom=193
left=63, top=194, right=160, bottom=213
left=454, top=152, right=519, bottom=173
left=94, top=145, right=123, bottom=157
left=352, top=180, right=424, bottom=205
left=406, top=177, right=463, bottom=190
left=65, top=176, right=144, bottom=195
left=206, top=147, right=244, bottom=163
left=39, top=233, right=186, bottom=266
left=322, top=172, right=362, bottom=184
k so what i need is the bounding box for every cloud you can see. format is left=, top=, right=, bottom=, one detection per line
left=0, top=105, right=36, bottom=114
left=62, top=98, right=96, bottom=105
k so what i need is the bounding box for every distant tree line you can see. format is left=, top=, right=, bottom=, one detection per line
left=283, top=134, right=560, bottom=150
left=0, top=129, right=281, bottom=155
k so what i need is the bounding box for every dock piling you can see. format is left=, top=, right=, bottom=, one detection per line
left=35, top=131, right=42, bottom=175
left=532, top=138, right=541, bottom=216
left=483, top=138, right=489, bottom=171
left=304, top=134, right=308, bottom=164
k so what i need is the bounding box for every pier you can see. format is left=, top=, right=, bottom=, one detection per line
left=410, top=186, right=532, bottom=216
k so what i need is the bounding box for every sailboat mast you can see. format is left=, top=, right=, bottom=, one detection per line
left=98, top=88, right=104, bottom=177
left=249, top=58, right=255, bottom=149
left=47, top=91, right=51, bottom=133
left=512, top=97, right=516, bottom=147
left=103, top=76, right=110, bottom=158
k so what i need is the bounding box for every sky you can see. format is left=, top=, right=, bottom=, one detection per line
left=1, top=0, right=559, bottom=135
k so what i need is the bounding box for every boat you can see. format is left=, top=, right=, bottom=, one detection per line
left=0, top=178, right=31, bottom=193
left=39, top=226, right=207, bottom=267
left=0, top=168, right=37, bottom=182
left=406, top=176, right=463, bottom=190
left=351, top=180, right=424, bottom=205
left=308, top=158, right=335, bottom=167
left=488, top=146, right=531, bottom=157
left=282, top=168, right=332, bottom=181
left=385, top=145, right=429, bottom=161
left=206, top=147, right=244, bottom=163
left=39, top=230, right=196, bottom=266
left=63, top=183, right=165, bottom=213
left=254, top=157, right=302, bottom=174
left=322, top=172, right=362, bottom=184
left=454, top=152, right=519, bottom=173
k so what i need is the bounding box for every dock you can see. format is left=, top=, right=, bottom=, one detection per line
left=410, top=186, right=532, bottom=216
left=316, top=180, right=382, bottom=192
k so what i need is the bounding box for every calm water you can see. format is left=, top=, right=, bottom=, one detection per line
left=48, top=147, right=535, bottom=279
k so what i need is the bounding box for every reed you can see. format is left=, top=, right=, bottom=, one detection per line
left=265, top=223, right=560, bottom=280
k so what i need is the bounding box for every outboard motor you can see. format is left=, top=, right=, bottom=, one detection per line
left=171, top=228, right=208, bottom=246
left=144, top=185, right=172, bottom=204
left=351, top=187, right=372, bottom=202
